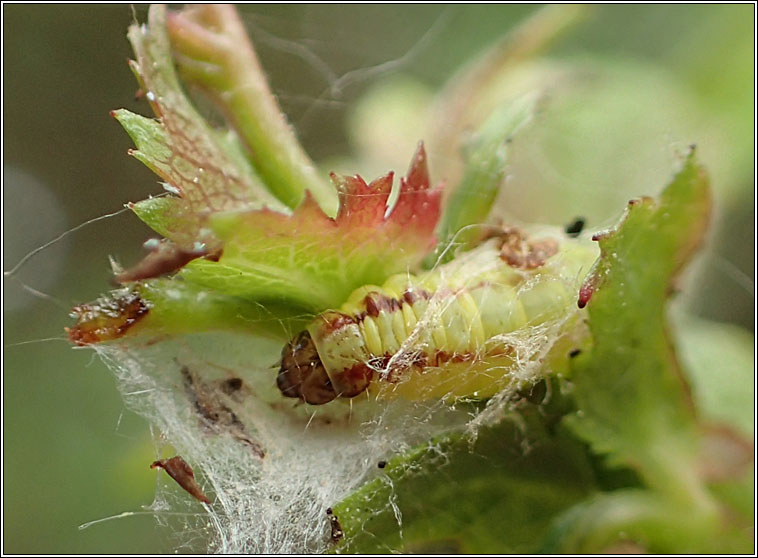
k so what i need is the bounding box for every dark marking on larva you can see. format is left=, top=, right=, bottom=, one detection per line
left=319, top=311, right=358, bottom=335
left=376, top=349, right=486, bottom=384
left=402, top=288, right=431, bottom=305
left=569, top=348, right=582, bottom=358
left=433, top=351, right=476, bottom=366
left=363, top=292, right=402, bottom=318
left=151, top=455, right=210, bottom=504
left=326, top=507, right=344, bottom=543
left=380, top=351, right=427, bottom=383
left=321, top=292, right=434, bottom=336
left=182, top=366, right=265, bottom=457
left=67, top=290, right=149, bottom=345
left=377, top=460, right=387, bottom=469
left=564, top=217, right=586, bottom=238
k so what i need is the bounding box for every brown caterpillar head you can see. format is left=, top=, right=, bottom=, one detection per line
left=277, top=330, right=338, bottom=405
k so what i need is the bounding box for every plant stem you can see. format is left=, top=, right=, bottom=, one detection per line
left=166, top=5, right=338, bottom=215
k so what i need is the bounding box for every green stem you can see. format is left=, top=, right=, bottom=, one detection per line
left=166, top=5, right=338, bottom=216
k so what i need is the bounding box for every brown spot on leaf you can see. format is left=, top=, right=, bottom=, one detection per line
left=66, top=290, right=149, bottom=345
left=151, top=455, right=210, bottom=504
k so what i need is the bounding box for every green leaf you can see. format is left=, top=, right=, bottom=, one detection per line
left=535, top=152, right=753, bottom=554
left=333, top=391, right=597, bottom=553
left=119, top=5, right=286, bottom=226
left=673, top=313, right=754, bottom=436
left=537, top=149, right=754, bottom=554
left=429, top=93, right=539, bottom=265
left=568, top=150, right=711, bottom=503
left=129, top=196, right=200, bottom=246
left=177, top=145, right=442, bottom=312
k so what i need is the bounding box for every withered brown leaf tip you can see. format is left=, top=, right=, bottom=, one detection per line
left=114, top=239, right=222, bottom=284
left=66, top=290, right=148, bottom=346
left=151, top=455, right=210, bottom=504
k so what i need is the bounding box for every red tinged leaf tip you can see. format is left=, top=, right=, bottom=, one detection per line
left=403, top=141, right=431, bottom=192
left=385, top=143, right=442, bottom=240
left=328, top=142, right=440, bottom=233
left=332, top=172, right=395, bottom=225
left=151, top=455, right=210, bottom=504
left=577, top=282, right=593, bottom=309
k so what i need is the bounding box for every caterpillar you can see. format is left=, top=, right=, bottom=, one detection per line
left=277, top=227, right=598, bottom=405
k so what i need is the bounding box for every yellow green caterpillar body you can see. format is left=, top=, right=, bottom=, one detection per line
left=277, top=227, right=597, bottom=405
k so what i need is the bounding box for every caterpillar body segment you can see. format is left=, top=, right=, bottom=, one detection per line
left=277, top=229, right=598, bottom=405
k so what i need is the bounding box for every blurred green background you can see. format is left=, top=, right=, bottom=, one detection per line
left=3, top=4, right=753, bottom=553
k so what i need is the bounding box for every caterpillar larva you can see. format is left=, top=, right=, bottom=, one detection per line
left=277, top=227, right=598, bottom=405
